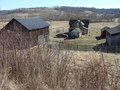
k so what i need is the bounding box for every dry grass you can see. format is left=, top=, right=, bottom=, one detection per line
left=0, top=44, right=120, bottom=90
left=47, top=21, right=120, bottom=30
left=0, top=21, right=120, bottom=90
left=89, top=22, right=120, bottom=29
left=0, top=22, right=8, bottom=29
left=47, top=21, right=69, bottom=29
left=0, top=21, right=119, bottom=30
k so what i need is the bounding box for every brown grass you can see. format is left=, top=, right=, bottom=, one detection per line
left=0, top=44, right=120, bottom=90
left=47, top=21, right=69, bottom=29
left=0, top=21, right=120, bottom=90
left=0, top=21, right=119, bottom=30
left=0, top=22, right=8, bottom=29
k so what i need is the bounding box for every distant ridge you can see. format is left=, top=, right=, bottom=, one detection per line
left=0, top=6, right=120, bottom=21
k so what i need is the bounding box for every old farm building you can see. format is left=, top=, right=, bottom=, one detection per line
left=0, top=17, right=49, bottom=48
left=106, top=25, right=120, bottom=46
left=100, top=26, right=110, bottom=38
left=69, top=19, right=89, bottom=38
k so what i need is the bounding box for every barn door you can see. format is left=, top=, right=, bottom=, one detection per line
left=38, top=35, right=45, bottom=45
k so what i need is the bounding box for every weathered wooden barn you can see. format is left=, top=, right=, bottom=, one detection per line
left=106, top=25, right=120, bottom=46
left=0, top=17, right=49, bottom=48
left=100, top=26, right=110, bottom=38
left=69, top=19, right=89, bottom=36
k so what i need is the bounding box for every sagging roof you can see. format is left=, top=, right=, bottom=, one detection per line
left=107, top=25, right=120, bottom=35
left=69, top=19, right=89, bottom=28
left=14, top=17, right=49, bottom=30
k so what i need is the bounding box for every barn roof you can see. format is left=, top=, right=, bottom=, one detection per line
left=107, top=25, right=120, bottom=35
left=69, top=19, right=89, bottom=28
left=14, top=17, right=49, bottom=30
left=69, top=19, right=84, bottom=26
left=101, top=26, right=110, bottom=31
left=81, top=20, right=89, bottom=28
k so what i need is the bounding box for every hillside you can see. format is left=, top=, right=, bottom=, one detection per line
left=55, top=6, right=120, bottom=14
left=0, top=6, right=120, bottom=21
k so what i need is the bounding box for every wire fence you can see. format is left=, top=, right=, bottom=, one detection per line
left=46, top=43, right=120, bottom=53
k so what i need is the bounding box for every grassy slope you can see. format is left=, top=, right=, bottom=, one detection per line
left=49, top=22, right=120, bottom=45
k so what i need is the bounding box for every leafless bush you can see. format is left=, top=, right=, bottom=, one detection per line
left=0, top=44, right=73, bottom=90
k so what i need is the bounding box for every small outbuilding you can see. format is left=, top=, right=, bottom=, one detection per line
left=106, top=25, right=120, bottom=46
left=100, top=26, right=110, bottom=38
left=0, top=17, right=50, bottom=48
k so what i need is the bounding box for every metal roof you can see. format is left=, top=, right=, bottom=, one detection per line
left=107, top=25, right=120, bottom=35
left=101, top=26, right=110, bottom=31
left=81, top=20, right=89, bottom=28
left=69, top=19, right=90, bottom=28
left=69, top=19, right=84, bottom=26
left=14, top=17, right=49, bottom=30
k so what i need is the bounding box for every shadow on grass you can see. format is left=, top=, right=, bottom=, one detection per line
left=95, top=36, right=106, bottom=40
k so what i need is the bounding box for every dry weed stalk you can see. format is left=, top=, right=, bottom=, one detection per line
left=0, top=29, right=120, bottom=90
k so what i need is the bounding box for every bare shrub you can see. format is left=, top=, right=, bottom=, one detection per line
left=0, top=44, right=73, bottom=90
left=68, top=52, right=120, bottom=90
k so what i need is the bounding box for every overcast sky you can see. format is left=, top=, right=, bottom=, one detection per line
left=0, top=0, right=120, bottom=10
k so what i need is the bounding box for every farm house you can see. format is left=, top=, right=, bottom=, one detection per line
left=106, top=25, right=120, bottom=46
left=69, top=19, right=89, bottom=38
left=0, top=17, right=49, bottom=48
left=100, top=26, right=110, bottom=38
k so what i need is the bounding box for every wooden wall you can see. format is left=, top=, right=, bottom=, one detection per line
left=29, top=27, right=49, bottom=44
left=106, top=32, right=120, bottom=46
left=0, top=19, right=49, bottom=48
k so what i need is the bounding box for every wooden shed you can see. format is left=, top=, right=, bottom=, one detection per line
left=100, top=26, right=110, bottom=38
left=106, top=25, right=120, bottom=46
left=0, top=17, right=49, bottom=48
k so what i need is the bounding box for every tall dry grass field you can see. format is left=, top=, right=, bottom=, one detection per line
left=0, top=44, right=120, bottom=90
left=0, top=22, right=120, bottom=90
